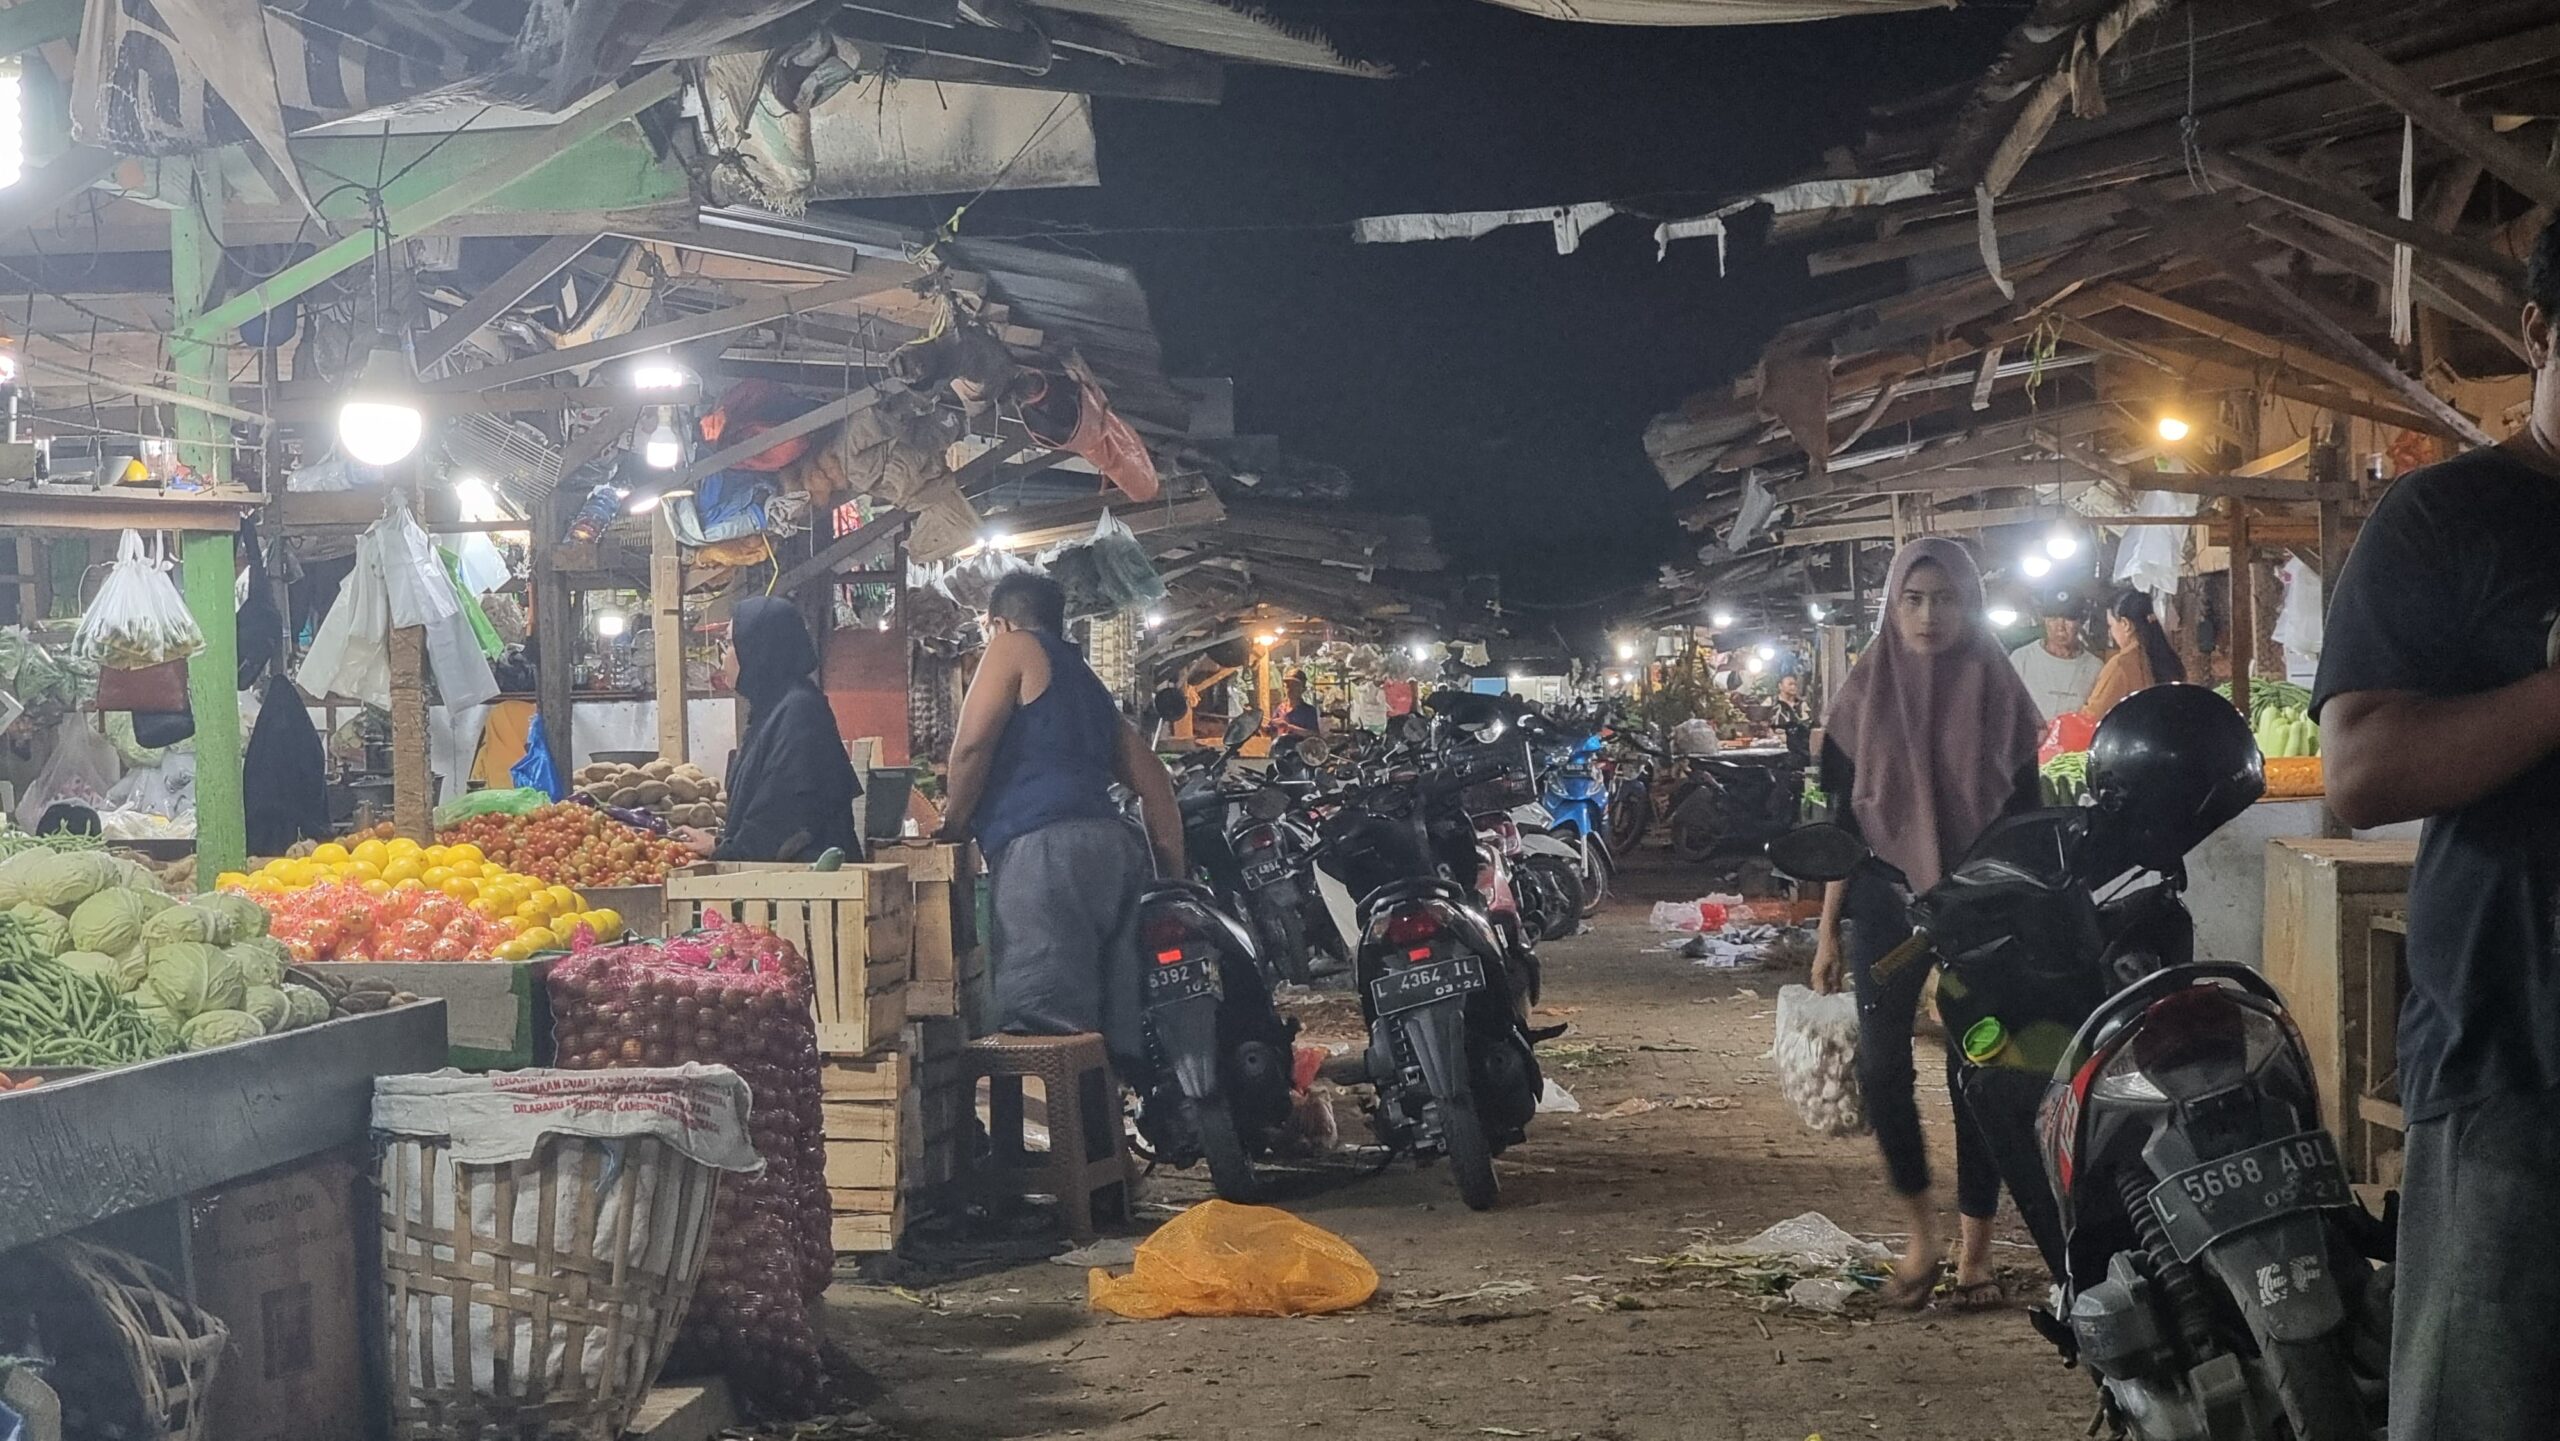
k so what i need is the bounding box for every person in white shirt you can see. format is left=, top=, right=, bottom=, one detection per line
left=2007, top=597, right=2101, bottom=721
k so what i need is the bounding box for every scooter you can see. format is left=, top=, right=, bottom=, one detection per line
left=1504, top=796, right=1588, bottom=943
left=1666, top=746, right=1809, bottom=864
left=1306, top=739, right=1548, bottom=1210
left=1123, top=710, right=1302, bottom=1202
left=1532, top=719, right=1613, bottom=917
left=1769, top=685, right=2386, bottom=1441
left=1170, top=720, right=1317, bottom=986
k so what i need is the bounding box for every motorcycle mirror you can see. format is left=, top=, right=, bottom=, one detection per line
left=1225, top=710, right=1263, bottom=747
left=1153, top=687, right=1190, bottom=722
left=1766, top=823, right=1866, bottom=883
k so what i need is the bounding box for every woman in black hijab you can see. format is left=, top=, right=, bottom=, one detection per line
left=676, top=597, right=863, bottom=862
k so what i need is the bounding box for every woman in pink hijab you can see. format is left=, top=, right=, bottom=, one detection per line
left=1811, top=537, right=2045, bottom=1310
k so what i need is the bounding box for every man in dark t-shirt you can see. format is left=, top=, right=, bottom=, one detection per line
left=2317, top=215, right=2560, bottom=1441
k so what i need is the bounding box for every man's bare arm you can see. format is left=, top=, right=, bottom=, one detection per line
left=939, top=632, right=1031, bottom=834
left=1115, top=719, right=1185, bottom=875
left=2322, top=668, right=2560, bottom=828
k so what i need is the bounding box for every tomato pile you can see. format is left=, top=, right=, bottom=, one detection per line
left=440, top=803, right=697, bottom=889
left=221, top=835, right=619, bottom=962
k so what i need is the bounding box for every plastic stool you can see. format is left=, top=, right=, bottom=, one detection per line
left=964, top=1033, right=1129, bottom=1239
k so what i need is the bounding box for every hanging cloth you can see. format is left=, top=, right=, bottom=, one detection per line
left=243, top=674, right=330, bottom=854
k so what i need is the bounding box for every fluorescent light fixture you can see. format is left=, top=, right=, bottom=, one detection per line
left=630, top=358, right=691, bottom=392
left=1988, top=605, right=2020, bottom=628
left=0, top=63, right=24, bottom=191
left=338, top=344, right=423, bottom=467
left=2021, top=552, right=2054, bottom=579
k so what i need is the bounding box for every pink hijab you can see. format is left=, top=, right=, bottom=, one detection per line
left=1823, top=537, right=2045, bottom=891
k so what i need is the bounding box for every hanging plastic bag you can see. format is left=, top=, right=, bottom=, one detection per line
left=1087, top=1201, right=1378, bottom=1320
left=2038, top=711, right=2096, bottom=765
left=15, top=717, right=124, bottom=832
left=512, top=715, right=564, bottom=800
left=298, top=533, right=394, bottom=706
left=73, top=530, right=205, bottom=670
left=1771, top=983, right=1868, bottom=1138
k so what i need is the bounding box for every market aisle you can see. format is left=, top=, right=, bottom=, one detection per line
left=820, top=855, right=2088, bottom=1441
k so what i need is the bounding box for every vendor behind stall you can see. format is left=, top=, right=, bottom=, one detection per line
left=676, top=598, right=862, bottom=863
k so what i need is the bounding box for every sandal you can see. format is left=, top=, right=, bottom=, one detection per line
left=1949, top=1279, right=2005, bottom=1312
left=1879, top=1262, right=1942, bottom=1311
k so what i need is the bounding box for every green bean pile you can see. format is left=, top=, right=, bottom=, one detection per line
left=0, top=914, right=176, bottom=1068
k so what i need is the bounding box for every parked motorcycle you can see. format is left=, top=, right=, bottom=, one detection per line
left=1530, top=715, right=1613, bottom=917
left=1306, top=730, right=1549, bottom=1210
left=1666, top=745, right=1809, bottom=864
left=1605, top=725, right=1667, bottom=854
left=1770, top=684, right=2387, bottom=1440
left=1171, top=717, right=1319, bottom=985
left=1122, top=711, right=1302, bottom=1202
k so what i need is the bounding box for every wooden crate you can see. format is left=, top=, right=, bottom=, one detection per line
left=875, top=841, right=983, bottom=1023
left=2354, top=912, right=2411, bottom=1196
left=666, top=863, right=913, bottom=1055
left=813, top=1023, right=973, bottom=1253
left=2262, top=838, right=2416, bottom=1179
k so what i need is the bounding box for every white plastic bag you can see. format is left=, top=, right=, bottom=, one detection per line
left=16, top=717, right=124, bottom=831
left=1771, top=983, right=1868, bottom=1138
left=299, top=535, right=394, bottom=706
left=73, top=530, right=205, bottom=670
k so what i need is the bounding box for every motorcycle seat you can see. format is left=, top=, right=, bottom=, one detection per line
left=1366, top=876, right=1470, bottom=911
left=1140, top=879, right=1221, bottom=906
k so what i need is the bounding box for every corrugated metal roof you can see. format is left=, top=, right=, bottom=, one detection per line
left=1027, top=0, right=1386, bottom=76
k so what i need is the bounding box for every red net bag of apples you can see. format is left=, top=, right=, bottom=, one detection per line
left=547, top=915, right=836, bottom=1415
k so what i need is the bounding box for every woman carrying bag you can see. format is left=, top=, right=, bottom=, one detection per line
left=1810, top=538, right=2047, bottom=1310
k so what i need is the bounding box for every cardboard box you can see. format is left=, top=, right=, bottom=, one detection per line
left=188, top=1152, right=374, bottom=1441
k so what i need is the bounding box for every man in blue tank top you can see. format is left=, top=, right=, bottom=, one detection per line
left=938, top=573, right=1184, bottom=1069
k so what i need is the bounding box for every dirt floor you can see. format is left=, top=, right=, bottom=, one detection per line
left=819, top=853, right=2094, bottom=1441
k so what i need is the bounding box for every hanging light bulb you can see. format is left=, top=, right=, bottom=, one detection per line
left=1616, top=639, right=1637, bottom=661
left=1754, top=642, right=1777, bottom=661
left=1745, top=654, right=1766, bottom=676
left=1143, top=610, right=1166, bottom=630
left=1807, top=601, right=1827, bottom=621
left=1408, top=640, right=1434, bottom=663
left=595, top=609, right=627, bottom=639
left=1988, top=605, right=2021, bottom=628
left=2021, top=552, right=2054, bottom=579
left=1710, top=609, right=1736, bottom=629
left=2156, top=414, right=2192, bottom=443
left=338, top=343, right=423, bottom=467
left=641, top=410, right=685, bottom=471
left=2045, top=527, right=2081, bottom=561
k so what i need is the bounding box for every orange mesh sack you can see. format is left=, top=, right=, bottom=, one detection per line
left=1087, top=1201, right=1379, bottom=1319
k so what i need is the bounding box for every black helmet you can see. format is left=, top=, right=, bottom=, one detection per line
left=2084, top=683, right=2265, bottom=871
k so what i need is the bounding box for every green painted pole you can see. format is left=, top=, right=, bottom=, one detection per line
left=171, top=160, right=245, bottom=887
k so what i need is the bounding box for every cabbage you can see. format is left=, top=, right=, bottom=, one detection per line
left=140, top=902, right=231, bottom=951
left=225, top=938, right=289, bottom=988
left=110, top=856, right=165, bottom=894
left=280, top=984, right=330, bottom=1030
left=58, top=949, right=145, bottom=992
left=242, top=984, right=290, bottom=1034
left=5, top=902, right=70, bottom=958
left=68, top=888, right=155, bottom=956
left=132, top=888, right=175, bottom=919
left=180, top=1009, right=265, bottom=1050
left=3, top=851, right=119, bottom=910
left=194, top=891, right=268, bottom=942
left=145, top=942, right=247, bottom=1018
left=133, top=998, right=182, bottom=1041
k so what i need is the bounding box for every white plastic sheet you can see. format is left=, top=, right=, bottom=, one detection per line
left=2274, top=555, right=2324, bottom=668
left=2113, top=489, right=2199, bottom=597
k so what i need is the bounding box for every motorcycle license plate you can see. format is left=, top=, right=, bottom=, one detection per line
left=1241, top=857, right=1288, bottom=889
left=2146, top=1131, right=2352, bottom=1262
left=1560, top=763, right=1594, bottom=778
left=1370, top=954, right=1485, bottom=1017
left=1145, top=955, right=1218, bottom=1007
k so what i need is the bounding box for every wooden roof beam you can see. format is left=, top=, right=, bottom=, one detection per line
left=415, top=234, right=595, bottom=370
left=2208, top=245, right=2497, bottom=446
left=2090, top=280, right=2390, bottom=402
left=2294, top=8, right=2560, bottom=211
left=2240, top=209, right=2532, bottom=363
left=2203, top=148, right=2527, bottom=291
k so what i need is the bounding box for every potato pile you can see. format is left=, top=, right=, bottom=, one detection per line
left=573, top=758, right=729, bottom=830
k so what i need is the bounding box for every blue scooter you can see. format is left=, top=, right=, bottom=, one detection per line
left=1531, top=720, right=1612, bottom=919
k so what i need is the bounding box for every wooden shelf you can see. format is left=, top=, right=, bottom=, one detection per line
left=0, top=484, right=267, bottom=533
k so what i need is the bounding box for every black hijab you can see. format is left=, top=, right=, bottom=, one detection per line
left=718, top=598, right=862, bottom=862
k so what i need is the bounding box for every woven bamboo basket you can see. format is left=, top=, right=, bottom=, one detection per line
left=1, top=1241, right=229, bottom=1441
left=378, top=1130, right=724, bottom=1441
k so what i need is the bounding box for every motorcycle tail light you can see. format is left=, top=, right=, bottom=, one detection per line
left=1379, top=906, right=1444, bottom=947
left=1141, top=905, right=1197, bottom=955
left=1242, top=829, right=1279, bottom=851
left=2118, top=986, right=2287, bottom=1103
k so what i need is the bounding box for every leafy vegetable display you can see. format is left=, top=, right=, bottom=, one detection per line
left=2040, top=752, right=2090, bottom=808
left=0, top=913, right=177, bottom=1068
left=548, top=918, right=833, bottom=1418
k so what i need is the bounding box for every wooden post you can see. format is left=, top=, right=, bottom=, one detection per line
left=389, top=625, right=432, bottom=841
left=651, top=508, right=686, bottom=761
left=2228, top=501, right=2255, bottom=720
left=533, top=494, right=576, bottom=785
left=171, top=158, right=247, bottom=887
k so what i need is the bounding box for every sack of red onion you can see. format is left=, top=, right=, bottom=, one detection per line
left=548, top=916, right=836, bottom=1416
